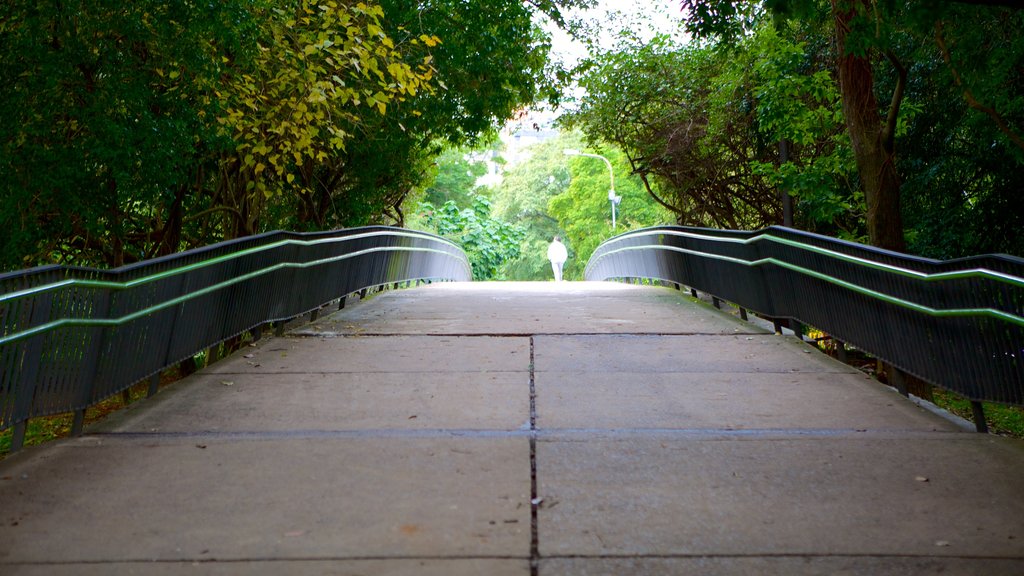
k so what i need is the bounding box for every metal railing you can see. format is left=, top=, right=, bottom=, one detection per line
left=1, top=227, right=471, bottom=451
left=586, top=226, right=1024, bottom=427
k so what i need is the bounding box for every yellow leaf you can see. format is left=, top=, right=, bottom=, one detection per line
left=286, top=173, right=295, bottom=184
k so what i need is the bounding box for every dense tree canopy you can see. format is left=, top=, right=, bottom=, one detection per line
left=0, top=0, right=593, bottom=270
left=665, top=0, right=1024, bottom=254
left=564, top=0, right=1022, bottom=256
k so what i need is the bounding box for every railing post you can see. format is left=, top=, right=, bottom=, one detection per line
left=72, top=289, right=114, bottom=437
left=338, top=295, right=347, bottom=310
left=148, top=372, right=161, bottom=398
left=207, top=343, right=221, bottom=366
left=712, top=296, right=721, bottom=309
left=690, top=288, right=698, bottom=298
left=889, top=365, right=908, bottom=397
left=835, top=340, right=849, bottom=363
left=10, top=421, right=27, bottom=453
left=790, top=320, right=804, bottom=341
left=10, top=293, right=54, bottom=453
left=739, top=307, right=748, bottom=321
left=971, top=402, right=989, bottom=434
left=309, top=308, right=320, bottom=322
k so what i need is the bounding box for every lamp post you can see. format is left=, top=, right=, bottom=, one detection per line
left=563, top=149, right=621, bottom=229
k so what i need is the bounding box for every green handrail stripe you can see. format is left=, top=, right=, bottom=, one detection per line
left=0, top=230, right=467, bottom=304
left=0, top=245, right=466, bottom=346
left=594, top=244, right=1024, bottom=328
left=592, top=229, right=1024, bottom=288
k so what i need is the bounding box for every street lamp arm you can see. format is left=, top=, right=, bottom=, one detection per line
left=563, top=150, right=615, bottom=193
left=563, top=148, right=620, bottom=229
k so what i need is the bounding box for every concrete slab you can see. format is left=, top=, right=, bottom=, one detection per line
left=5, top=559, right=530, bottom=576
left=3, top=281, right=1022, bottom=575
left=534, top=334, right=855, bottom=374
left=537, top=435, right=1024, bottom=557
left=541, top=557, right=1024, bottom=576
left=308, top=282, right=751, bottom=336
left=206, top=334, right=530, bottom=374
left=0, top=437, right=530, bottom=564
left=96, top=371, right=530, bottom=433
left=536, top=371, right=961, bottom=432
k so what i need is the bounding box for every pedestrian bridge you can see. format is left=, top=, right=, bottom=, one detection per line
left=1, top=227, right=1023, bottom=574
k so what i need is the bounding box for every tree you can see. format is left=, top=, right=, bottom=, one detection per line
left=0, top=0, right=250, bottom=268
left=2, top=0, right=596, bottom=270
left=678, top=0, right=1024, bottom=253
left=492, top=132, right=580, bottom=280
left=566, top=34, right=784, bottom=230
left=548, top=144, right=674, bottom=280
left=413, top=195, right=525, bottom=280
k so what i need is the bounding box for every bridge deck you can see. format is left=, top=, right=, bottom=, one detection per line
left=2, top=282, right=1023, bottom=575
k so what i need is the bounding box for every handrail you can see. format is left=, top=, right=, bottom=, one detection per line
left=586, top=225, right=1024, bottom=411
left=1, top=227, right=471, bottom=450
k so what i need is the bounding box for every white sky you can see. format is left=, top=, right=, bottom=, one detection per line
left=544, top=0, right=687, bottom=67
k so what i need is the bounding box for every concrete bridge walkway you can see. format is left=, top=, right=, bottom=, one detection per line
left=2, top=282, right=1024, bottom=575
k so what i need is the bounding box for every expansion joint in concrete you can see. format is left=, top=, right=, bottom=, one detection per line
left=529, top=335, right=539, bottom=576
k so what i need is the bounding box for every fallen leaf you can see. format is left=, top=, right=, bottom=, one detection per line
left=935, top=540, right=950, bottom=547
left=916, top=476, right=929, bottom=482
left=221, top=380, right=234, bottom=386
left=244, top=354, right=255, bottom=359
left=195, top=444, right=207, bottom=449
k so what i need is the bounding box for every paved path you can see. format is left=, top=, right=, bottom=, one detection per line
left=2, top=282, right=1024, bottom=575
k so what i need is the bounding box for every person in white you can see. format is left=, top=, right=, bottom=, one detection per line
left=547, top=236, right=568, bottom=281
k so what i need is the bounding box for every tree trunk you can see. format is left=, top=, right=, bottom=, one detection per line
left=832, top=0, right=905, bottom=251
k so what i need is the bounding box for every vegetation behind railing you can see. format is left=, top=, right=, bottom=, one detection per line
left=586, top=226, right=1024, bottom=427
left=0, top=227, right=471, bottom=451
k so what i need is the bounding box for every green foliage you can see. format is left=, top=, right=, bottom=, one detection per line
left=0, top=0, right=248, bottom=267
left=0, top=0, right=590, bottom=271
left=566, top=32, right=784, bottom=230
left=415, top=195, right=525, bottom=280
left=548, top=145, right=674, bottom=280
left=491, top=133, right=579, bottom=280
left=215, top=0, right=437, bottom=233
left=421, top=147, right=490, bottom=208
left=670, top=0, right=1024, bottom=256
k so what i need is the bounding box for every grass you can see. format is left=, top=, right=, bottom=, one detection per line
left=807, top=329, right=1024, bottom=439
left=0, top=370, right=180, bottom=461
left=931, top=389, right=1024, bottom=438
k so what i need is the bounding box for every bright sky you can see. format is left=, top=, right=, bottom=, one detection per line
left=545, top=0, right=687, bottom=67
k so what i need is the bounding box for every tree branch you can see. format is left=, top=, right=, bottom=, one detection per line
left=881, top=50, right=906, bottom=153
left=935, top=22, right=1024, bottom=152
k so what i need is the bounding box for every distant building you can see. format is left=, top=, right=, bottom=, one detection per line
left=472, top=109, right=560, bottom=187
